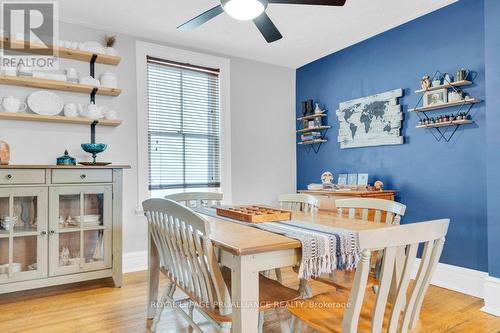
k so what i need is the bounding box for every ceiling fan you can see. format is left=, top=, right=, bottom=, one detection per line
left=177, top=0, right=347, bottom=43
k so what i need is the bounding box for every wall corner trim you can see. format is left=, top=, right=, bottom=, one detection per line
left=481, top=276, right=500, bottom=317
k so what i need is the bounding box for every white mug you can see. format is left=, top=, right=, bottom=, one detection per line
left=63, top=103, right=79, bottom=117
left=2, top=95, right=26, bottom=113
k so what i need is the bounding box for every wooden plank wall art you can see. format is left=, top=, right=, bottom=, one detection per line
left=336, top=88, right=404, bottom=149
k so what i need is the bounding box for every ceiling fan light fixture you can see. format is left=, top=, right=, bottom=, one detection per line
left=221, top=0, right=267, bottom=21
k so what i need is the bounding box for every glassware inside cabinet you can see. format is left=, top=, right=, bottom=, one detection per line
left=58, top=194, right=80, bottom=230
left=84, top=230, right=105, bottom=264
left=12, top=196, right=38, bottom=234
left=58, top=232, right=80, bottom=267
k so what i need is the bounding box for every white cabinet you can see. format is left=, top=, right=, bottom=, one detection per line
left=0, top=166, right=127, bottom=294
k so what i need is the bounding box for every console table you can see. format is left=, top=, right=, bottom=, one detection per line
left=0, top=165, right=129, bottom=294
left=298, top=189, right=397, bottom=212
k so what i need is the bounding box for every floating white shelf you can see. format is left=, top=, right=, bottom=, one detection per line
left=296, top=126, right=331, bottom=133
left=416, top=119, right=473, bottom=128
left=409, top=98, right=481, bottom=113
left=414, top=80, right=472, bottom=93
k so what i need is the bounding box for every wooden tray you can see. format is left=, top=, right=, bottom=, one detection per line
left=216, top=205, right=291, bottom=223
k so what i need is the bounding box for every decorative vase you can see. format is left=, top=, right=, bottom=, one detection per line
left=0, top=141, right=10, bottom=165
left=421, top=75, right=431, bottom=90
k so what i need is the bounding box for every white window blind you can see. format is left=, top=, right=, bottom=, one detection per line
left=147, top=56, right=221, bottom=190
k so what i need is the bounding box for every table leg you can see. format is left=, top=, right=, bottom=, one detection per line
left=389, top=246, right=406, bottom=304
left=231, top=254, right=260, bottom=333
left=148, top=226, right=160, bottom=319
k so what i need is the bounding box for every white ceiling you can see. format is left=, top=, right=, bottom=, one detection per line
left=59, top=0, right=457, bottom=69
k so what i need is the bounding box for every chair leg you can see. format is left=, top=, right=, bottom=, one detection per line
left=275, top=268, right=283, bottom=283
left=298, top=279, right=312, bottom=299
left=151, top=283, right=173, bottom=332
left=187, top=302, right=195, bottom=333
left=258, top=311, right=265, bottom=333
left=275, top=308, right=291, bottom=333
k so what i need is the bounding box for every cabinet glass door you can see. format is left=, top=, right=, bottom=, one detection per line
left=0, top=188, right=48, bottom=284
left=49, top=186, right=112, bottom=276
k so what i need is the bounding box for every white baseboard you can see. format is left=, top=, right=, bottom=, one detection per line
left=412, top=259, right=488, bottom=299
left=123, top=250, right=497, bottom=315
left=123, top=251, right=148, bottom=273
left=481, top=276, right=500, bottom=317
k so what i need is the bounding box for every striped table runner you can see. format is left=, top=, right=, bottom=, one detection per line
left=194, top=208, right=360, bottom=280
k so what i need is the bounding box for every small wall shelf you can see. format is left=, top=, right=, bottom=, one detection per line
left=297, top=126, right=331, bottom=133
left=411, top=70, right=482, bottom=142
left=409, top=98, right=481, bottom=113
left=0, top=75, right=121, bottom=96
left=297, top=112, right=327, bottom=121
left=0, top=37, right=121, bottom=66
left=298, top=139, right=328, bottom=145
left=416, top=119, right=472, bottom=129
left=0, top=112, right=121, bottom=127
left=414, top=80, right=472, bottom=93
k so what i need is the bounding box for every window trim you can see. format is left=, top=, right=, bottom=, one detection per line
left=136, top=41, right=232, bottom=209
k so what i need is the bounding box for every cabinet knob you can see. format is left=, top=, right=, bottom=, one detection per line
left=41, top=231, right=47, bottom=236
left=80, top=174, right=87, bottom=179
left=49, top=230, right=55, bottom=235
left=6, top=174, right=12, bottom=179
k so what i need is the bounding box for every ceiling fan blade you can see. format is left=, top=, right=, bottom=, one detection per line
left=177, top=5, right=224, bottom=31
left=268, top=0, right=346, bottom=5
left=253, top=13, right=283, bottom=43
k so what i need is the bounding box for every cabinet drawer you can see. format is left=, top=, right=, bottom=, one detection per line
left=52, top=169, right=112, bottom=184
left=0, top=169, right=46, bottom=185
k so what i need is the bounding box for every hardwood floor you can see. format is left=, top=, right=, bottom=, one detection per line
left=0, top=269, right=499, bottom=333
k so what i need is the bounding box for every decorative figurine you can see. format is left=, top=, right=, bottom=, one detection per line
left=0, top=141, right=10, bottom=165
left=321, top=171, right=334, bottom=184
left=421, top=75, right=431, bottom=90
left=374, top=180, right=384, bottom=191
left=442, top=73, right=453, bottom=84
left=314, top=103, right=323, bottom=114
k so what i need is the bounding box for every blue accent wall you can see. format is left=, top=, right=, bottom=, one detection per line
left=296, top=0, right=488, bottom=272
left=485, top=0, right=500, bottom=278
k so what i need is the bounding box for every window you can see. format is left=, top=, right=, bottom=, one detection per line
left=147, top=56, right=221, bottom=190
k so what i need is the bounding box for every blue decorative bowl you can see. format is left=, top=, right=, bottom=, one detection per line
left=81, top=143, right=107, bottom=164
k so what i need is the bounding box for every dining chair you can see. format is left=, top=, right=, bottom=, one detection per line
left=143, top=198, right=299, bottom=333
left=314, top=198, right=407, bottom=292
left=335, top=198, right=406, bottom=225
left=288, top=218, right=450, bottom=333
left=278, top=193, right=319, bottom=214
left=165, top=192, right=223, bottom=208
left=274, top=194, right=320, bottom=290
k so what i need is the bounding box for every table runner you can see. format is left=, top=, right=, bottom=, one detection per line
left=194, top=208, right=360, bottom=280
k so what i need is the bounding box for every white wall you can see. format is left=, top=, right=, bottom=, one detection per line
left=0, top=21, right=296, bottom=257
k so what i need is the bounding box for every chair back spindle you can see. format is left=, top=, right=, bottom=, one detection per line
left=335, top=198, right=406, bottom=224
left=278, top=193, right=319, bottom=214
left=143, top=198, right=231, bottom=316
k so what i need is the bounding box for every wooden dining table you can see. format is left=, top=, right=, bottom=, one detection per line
left=147, top=210, right=401, bottom=333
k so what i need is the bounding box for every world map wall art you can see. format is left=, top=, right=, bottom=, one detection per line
left=336, top=88, right=404, bottom=149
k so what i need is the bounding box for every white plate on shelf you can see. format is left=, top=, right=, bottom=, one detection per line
left=27, top=91, right=64, bottom=115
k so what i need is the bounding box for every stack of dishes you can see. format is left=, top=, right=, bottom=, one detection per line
left=74, top=215, right=101, bottom=227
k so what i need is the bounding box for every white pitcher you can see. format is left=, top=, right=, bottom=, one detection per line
left=77, top=103, right=104, bottom=119
left=1, top=95, right=26, bottom=113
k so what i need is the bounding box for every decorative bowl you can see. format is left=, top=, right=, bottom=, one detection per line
left=81, top=143, right=107, bottom=164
